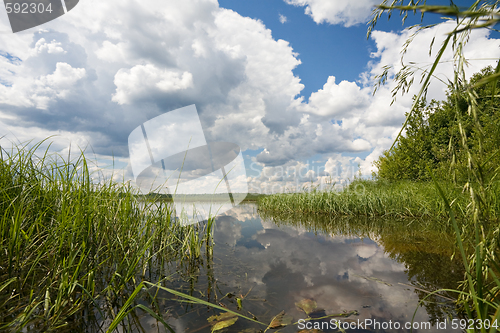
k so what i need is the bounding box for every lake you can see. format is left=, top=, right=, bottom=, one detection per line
left=137, top=203, right=464, bottom=333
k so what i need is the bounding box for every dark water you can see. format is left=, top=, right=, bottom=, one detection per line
left=145, top=203, right=464, bottom=333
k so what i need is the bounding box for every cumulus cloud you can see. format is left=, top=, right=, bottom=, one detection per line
left=43, top=62, right=85, bottom=88
left=112, top=65, right=193, bottom=104
left=357, top=23, right=500, bottom=164
left=247, top=153, right=365, bottom=194
left=367, top=22, right=500, bottom=102
left=0, top=61, right=85, bottom=109
left=0, top=0, right=499, bottom=190
left=0, top=0, right=303, bottom=157
left=284, top=0, right=378, bottom=26
left=307, top=76, right=370, bottom=118
left=95, top=41, right=128, bottom=63
left=33, top=38, right=66, bottom=55
left=311, top=22, right=500, bottom=177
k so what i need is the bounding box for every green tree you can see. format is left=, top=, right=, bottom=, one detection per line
left=370, top=0, right=500, bottom=326
left=374, top=98, right=433, bottom=180
left=375, top=66, right=500, bottom=182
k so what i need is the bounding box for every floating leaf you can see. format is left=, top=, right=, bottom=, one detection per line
left=326, top=310, right=359, bottom=318
left=340, top=310, right=359, bottom=317
left=211, top=317, right=237, bottom=332
left=208, top=312, right=238, bottom=332
left=267, top=311, right=292, bottom=329
left=295, top=299, right=317, bottom=315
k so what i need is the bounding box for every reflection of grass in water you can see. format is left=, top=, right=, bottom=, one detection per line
left=260, top=210, right=464, bottom=324
left=140, top=192, right=265, bottom=202
left=259, top=209, right=453, bottom=248
left=0, top=140, right=215, bottom=332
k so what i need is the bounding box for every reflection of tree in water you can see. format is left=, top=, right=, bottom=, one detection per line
left=260, top=210, right=464, bottom=323
left=378, top=232, right=464, bottom=324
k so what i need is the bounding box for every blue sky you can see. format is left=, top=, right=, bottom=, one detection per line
left=219, top=0, right=374, bottom=98
left=0, top=0, right=499, bottom=194
left=218, top=0, right=485, bottom=98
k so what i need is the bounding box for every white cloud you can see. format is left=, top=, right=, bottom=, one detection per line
left=351, top=138, right=371, bottom=151
left=307, top=76, right=369, bottom=118
left=112, top=65, right=194, bottom=104
left=279, top=14, right=287, bottom=24
left=95, top=41, right=128, bottom=63
left=211, top=9, right=303, bottom=98
left=368, top=23, right=500, bottom=102
left=324, top=154, right=358, bottom=182
left=0, top=62, right=85, bottom=109
left=247, top=154, right=362, bottom=194
left=0, top=0, right=307, bottom=174
left=284, top=0, right=378, bottom=26
left=0, top=0, right=499, bottom=191
left=320, top=22, right=500, bottom=179
left=33, top=38, right=66, bottom=54
left=42, top=62, right=86, bottom=89
left=191, top=39, right=208, bottom=58
left=359, top=22, right=500, bottom=138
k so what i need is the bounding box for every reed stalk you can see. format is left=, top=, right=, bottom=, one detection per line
left=0, top=140, right=214, bottom=332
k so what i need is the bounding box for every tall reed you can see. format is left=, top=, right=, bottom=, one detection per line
left=0, top=140, right=214, bottom=332
left=259, top=179, right=470, bottom=220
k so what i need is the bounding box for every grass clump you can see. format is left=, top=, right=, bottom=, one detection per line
left=0, top=140, right=213, bottom=332
left=258, top=179, right=470, bottom=220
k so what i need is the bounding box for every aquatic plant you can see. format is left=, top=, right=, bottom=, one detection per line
left=259, top=178, right=469, bottom=220
left=0, top=140, right=214, bottom=332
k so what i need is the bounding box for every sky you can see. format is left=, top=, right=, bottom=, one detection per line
left=0, top=0, right=499, bottom=194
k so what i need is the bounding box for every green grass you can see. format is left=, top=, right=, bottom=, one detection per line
left=1, top=139, right=497, bottom=332
left=258, top=177, right=500, bottom=327
left=0, top=141, right=215, bottom=332
left=258, top=179, right=472, bottom=220
left=366, top=2, right=500, bottom=329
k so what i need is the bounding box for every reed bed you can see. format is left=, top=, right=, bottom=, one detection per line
left=258, top=179, right=470, bottom=220
left=0, top=141, right=214, bottom=332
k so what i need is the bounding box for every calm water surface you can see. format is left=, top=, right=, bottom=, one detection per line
left=146, top=203, right=463, bottom=333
